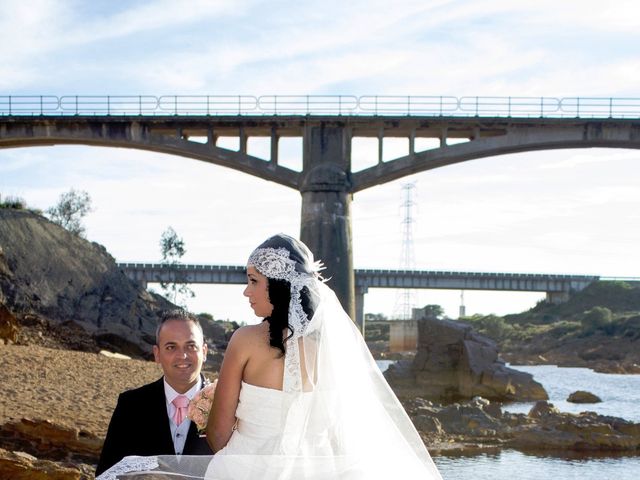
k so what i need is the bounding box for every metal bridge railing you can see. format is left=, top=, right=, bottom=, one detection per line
left=58, top=95, right=159, bottom=115
left=157, top=95, right=258, bottom=114
left=1, top=95, right=639, bottom=118
left=0, top=95, right=60, bottom=115
left=258, top=95, right=359, bottom=114
left=358, top=95, right=459, bottom=115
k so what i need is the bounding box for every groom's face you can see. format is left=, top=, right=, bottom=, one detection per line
left=153, top=319, right=208, bottom=393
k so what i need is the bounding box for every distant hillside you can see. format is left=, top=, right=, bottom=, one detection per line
left=507, top=281, right=640, bottom=324
left=0, top=208, right=173, bottom=357
left=462, top=281, right=640, bottom=373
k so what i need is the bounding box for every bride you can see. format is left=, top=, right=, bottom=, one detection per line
left=97, top=234, right=442, bottom=479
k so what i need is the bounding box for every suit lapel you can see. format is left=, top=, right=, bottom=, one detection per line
left=151, top=377, right=178, bottom=454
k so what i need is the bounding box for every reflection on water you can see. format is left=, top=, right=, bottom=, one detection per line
left=435, top=449, right=640, bottom=480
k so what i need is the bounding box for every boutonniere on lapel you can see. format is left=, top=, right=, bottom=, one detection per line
left=187, top=378, right=218, bottom=436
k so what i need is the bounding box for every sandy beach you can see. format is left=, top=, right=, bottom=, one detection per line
left=0, top=343, right=164, bottom=438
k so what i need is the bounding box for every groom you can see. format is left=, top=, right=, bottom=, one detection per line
left=96, top=309, right=214, bottom=476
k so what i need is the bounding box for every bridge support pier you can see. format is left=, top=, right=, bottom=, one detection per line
left=546, top=291, right=570, bottom=304
left=300, top=124, right=355, bottom=321
left=355, top=285, right=368, bottom=334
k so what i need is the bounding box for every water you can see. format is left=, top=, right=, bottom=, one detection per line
left=435, top=450, right=640, bottom=480
left=375, top=359, right=395, bottom=372
left=503, top=364, right=640, bottom=422
left=375, top=362, right=640, bottom=478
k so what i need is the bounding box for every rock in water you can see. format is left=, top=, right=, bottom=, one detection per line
left=0, top=209, right=174, bottom=356
left=385, top=315, right=548, bottom=402
left=567, top=390, right=602, bottom=403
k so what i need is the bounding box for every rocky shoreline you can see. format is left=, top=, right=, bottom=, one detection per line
left=405, top=396, right=640, bottom=456
left=381, top=314, right=640, bottom=456
left=501, top=351, right=640, bottom=375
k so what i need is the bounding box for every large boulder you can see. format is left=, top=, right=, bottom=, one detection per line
left=385, top=315, right=548, bottom=402
left=0, top=209, right=174, bottom=356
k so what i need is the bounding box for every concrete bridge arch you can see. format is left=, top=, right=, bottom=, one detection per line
left=2, top=108, right=639, bottom=320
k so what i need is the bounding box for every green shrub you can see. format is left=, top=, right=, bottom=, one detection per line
left=511, top=281, right=640, bottom=322
left=547, top=320, right=581, bottom=338
left=0, top=194, right=26, bottom=209
left=617, top=315, right=640, bottom=339
left=462, top=314, right=515, bottom=341
left=580, top=306, right=613, bottom=334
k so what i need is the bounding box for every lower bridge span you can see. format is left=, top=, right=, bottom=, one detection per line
left=117, top=262, right=599, bottom=329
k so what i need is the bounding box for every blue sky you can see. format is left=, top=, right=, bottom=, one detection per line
left=1, top=0, right=639, bottom=322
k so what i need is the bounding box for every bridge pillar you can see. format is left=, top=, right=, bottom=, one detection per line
left=300, top=124, right=355, bottom=321
left=546, top=291, right=570, bottom=304
left=355, top=285, right=368, bottom=334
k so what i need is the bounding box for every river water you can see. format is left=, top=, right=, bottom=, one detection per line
left=435, top=450, right=640, bottom=480
left=503, top=364, right=640, bottom=422
left=377, top=362, right=640, bottom=479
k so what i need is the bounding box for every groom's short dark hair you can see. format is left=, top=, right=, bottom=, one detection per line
left=155, top=308, right=204, bottom=345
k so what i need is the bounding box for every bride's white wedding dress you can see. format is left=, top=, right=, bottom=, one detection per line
left=204, top=379, right=423, bottom=480
left=97, top=243, right=442, bottom=480
left=217, top=381, right=289, bottom=455
left=205, top=381, right=316, bottom=479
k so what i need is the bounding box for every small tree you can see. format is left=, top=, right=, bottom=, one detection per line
left=159, top=226, right=195, bottom=306
left=365, top=313, right=388, bottom=322
left=46, top=189, right=92, bottom=237
left=422, top=304, right=445, bottom=320
left=160, top=226, right=186, bottom=262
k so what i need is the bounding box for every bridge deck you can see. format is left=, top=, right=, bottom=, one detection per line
left=117, top=262, right=598, bottom=293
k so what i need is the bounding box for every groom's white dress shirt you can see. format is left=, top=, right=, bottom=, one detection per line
left=163, top=380, right=200, bottom=455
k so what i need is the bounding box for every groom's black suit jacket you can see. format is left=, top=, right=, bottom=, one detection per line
left=95, top=376, right=213, bottom=476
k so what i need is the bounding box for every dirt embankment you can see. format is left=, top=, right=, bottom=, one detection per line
left=0, top=344, right=162, bottom=437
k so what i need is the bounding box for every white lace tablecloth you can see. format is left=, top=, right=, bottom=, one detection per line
left=96, top=456, right=159, bottom=480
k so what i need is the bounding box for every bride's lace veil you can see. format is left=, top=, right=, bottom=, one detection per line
left=107, top=234, right=442, bottom=479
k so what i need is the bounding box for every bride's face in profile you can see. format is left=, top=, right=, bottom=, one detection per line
left=244, top=266, right=274, bottom=318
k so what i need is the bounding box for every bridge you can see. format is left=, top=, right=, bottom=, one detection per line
left=116, top=262, right=599, bottom=328
left=2, top=94, right=639, bottom=320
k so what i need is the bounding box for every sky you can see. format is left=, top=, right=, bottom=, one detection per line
left=1, top=0, right=639, bottom=324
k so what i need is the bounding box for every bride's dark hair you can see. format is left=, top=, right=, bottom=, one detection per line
left=265, top=278, right=316, bottom=357
left=249, top=233, right=321, bottom=356
left=265, top=278, right=291, bottom=356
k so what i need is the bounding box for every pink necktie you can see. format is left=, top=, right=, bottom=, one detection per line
left=172, top=395, right=189, bottom=426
